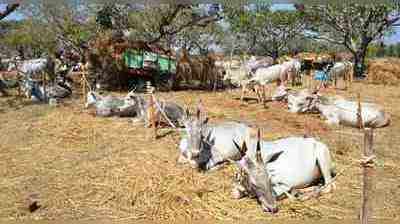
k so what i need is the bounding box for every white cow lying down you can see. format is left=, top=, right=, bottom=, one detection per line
left=287, top=92, right=391, bottom=128
left=232, top=133, right=335, bottom=213
left=316, top=98, right=390, bottom=128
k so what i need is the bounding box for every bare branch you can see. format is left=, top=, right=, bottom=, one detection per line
left=150, top=11, right=221, bottom=44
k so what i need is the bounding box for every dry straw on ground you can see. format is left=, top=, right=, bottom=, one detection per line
left=367, top=58, right=400, bottom=85
left=0, top=82, right=399, bottom=223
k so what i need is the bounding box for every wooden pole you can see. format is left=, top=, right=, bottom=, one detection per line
left=149, top=94, right=157, bottom=139
left=82, top=70, right=87, bottom=103
left=42, top=72, right=47, bottom=101
left=361, top=128, right=375, bottom=224
left=357, top=92, right=364, bottom=130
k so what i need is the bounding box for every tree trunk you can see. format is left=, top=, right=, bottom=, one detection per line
left=353, top=47, right=367, bottom=78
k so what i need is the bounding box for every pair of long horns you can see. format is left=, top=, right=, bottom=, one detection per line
left=233, top=128, right=263, bottom=164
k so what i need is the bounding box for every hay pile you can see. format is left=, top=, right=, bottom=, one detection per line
left=1, top=86, right=400, bottom=222
left=367, top=58, right=400, bottom=85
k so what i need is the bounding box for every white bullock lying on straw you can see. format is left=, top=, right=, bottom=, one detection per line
left=288, top=92, right=391, bottom=128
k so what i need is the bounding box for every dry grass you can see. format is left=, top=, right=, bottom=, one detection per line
left=0, top=82, right=399, bottom=223
left=367, top=58, right=400, bottom=86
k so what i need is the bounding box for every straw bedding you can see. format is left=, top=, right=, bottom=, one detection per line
left=0, top=84, right=399, bottom=222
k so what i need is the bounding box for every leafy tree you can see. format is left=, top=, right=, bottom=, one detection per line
left=387, top=44, right=395, bottom=56
left=366, top=43, right=379, bottom=58
left=222, top=1, right=306, bottom=62
left=395, top=42, right=400, bottom=57
left=2, top=20, right=57, bottom=58
left=122, top=3, right=222, bottom=47
left=299, top=2, right=400, bottom=76
left=377, top=42, right=386, bottom=57
left=21, top=0, right=97, bottom=57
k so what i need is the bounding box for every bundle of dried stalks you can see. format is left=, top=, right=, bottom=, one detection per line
left=367, top=58, right=400, bottom=85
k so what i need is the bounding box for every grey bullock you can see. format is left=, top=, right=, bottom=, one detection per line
left=286, top=88, right=315, bottom=113
left=21, top=76, right=72, bottom=102
left=178, top=104, right=252, bottom=170
left=231, top=130, right=335, bottom=213
left=85, top=90, right=141, bottom=117
left=86, top=91, right=185, bottom=127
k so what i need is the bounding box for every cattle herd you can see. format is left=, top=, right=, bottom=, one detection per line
left=0, top=54, right=392, bottom=214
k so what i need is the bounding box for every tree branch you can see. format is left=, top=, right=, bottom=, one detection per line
left=150, top=12, right=221, bottom=44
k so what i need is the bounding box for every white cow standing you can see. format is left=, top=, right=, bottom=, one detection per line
left=8, top=58, right=54, bottom=79
left=241, top=59, right=301, bottom=103
left=328, top=61, right=353, bottom=89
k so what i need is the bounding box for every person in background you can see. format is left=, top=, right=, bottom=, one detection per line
left=313, top=61, right=329, bottom=91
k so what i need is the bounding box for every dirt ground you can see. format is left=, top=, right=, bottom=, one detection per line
left=0, top=81, right=399, bottom=223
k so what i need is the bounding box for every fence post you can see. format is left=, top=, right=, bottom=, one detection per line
left=149, top=94, right=157, bottom=139
left=357, top=93, right=364, bottom=129
left=361, top=128, right=375, bottom=224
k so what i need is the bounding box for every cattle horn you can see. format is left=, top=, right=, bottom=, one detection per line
left=256, top=128, right=263, bottom=164
left=233, top=140, right=248, bottom=158
left=196, top=99, right=203, bottom=120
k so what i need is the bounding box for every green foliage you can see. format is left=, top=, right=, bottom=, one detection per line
left=395, top=43, right=400, bottom=57
left=302, top=2, right=400, bottom=76
left=1, top=20, right=57, bottom=57
left=366, top=44, right=379, bottom=58
left=222, top=2, right=306, bottom=58
left=96, top=4, right=114, bottom=29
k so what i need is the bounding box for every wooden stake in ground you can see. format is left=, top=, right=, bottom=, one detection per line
left=81, top=64, right=89, bottom=104
left=149, top=94, right=157, bottom=139
left=360, top=128, right=375, bottom=224
left=42, top=72, right=47, bottom=101
left=357, top=92, right=364, bottom=130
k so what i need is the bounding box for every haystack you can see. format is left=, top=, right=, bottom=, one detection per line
left=367, top=57, right=400, bottom=85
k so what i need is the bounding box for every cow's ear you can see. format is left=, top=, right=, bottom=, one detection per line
left=196, top=99, right=204, bottom=119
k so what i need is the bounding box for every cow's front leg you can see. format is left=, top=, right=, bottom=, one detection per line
left=240, top=84, right=246, bottom=103
left=254, top=85, right=262, bottom=103
left=262, top=84, right=270, bottom=107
